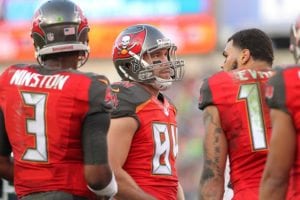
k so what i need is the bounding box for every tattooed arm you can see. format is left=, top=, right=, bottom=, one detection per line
left=259, top=109, right=295, bottom=200
left=198, top=106, right=228, bottom=200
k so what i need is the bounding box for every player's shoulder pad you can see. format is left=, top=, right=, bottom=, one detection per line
left=110, top=81, right=151, bottom=117
left=79, top=72, right=110, bottom=85
left=0, top=64, right=30, bottom=77
left=13, top=63, right=31, bottom=68
left=4, top=63, right=31, bottom=71
left=111, top=81, right=151, bottom=104
left=265, top=67, right=288, bottom=112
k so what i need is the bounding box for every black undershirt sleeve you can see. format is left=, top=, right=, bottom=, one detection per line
left=198, top=78, right=213, bottom=110
left=0, top=109, right=11, bottom=156
left=82, top=112, right=110, bottom=164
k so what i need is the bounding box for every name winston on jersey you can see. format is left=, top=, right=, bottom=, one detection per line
left=10, top=69, right=69, bottom=90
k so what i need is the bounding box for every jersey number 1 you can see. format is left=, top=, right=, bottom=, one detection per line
left=238, top=83, right=268, bottom=151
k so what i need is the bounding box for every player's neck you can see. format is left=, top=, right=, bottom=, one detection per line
left=44, top=59, right=77, bottom=70
left=139, top=83, right=160, bottom=97
left=243, top=60, right=271, bottom=70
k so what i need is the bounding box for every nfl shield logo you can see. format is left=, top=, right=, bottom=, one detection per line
left=47, top=33, right=54, bottom=41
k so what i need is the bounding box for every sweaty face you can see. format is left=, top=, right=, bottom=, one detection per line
left=143, top=48, right=172, bottom=80
left=221, top=40, right=241, bottom=72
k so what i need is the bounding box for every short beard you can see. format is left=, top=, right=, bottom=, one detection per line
left=231, top=60, right=238, bottom=70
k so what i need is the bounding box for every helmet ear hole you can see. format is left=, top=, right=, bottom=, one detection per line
left=118, top=63, right=132, bottom=81
left=79, top=28, right=90, bottom=44
left=124, top=63, right=131, bottom=70
left=31, top=33, right=45, bottom=53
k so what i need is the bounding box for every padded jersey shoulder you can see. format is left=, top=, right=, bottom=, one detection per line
left=265, top=67, right=289, bottom=113
left=111, top=81, right=152, bottom=118
left=198, top=71, right=231, bottom=110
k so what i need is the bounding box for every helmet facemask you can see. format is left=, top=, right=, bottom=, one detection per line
left=143, top=42, right=184, bottom=90
left=124, top=39, right=184, bottom=90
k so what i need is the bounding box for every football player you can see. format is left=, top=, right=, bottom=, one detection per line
left=108, top=24, right=185, bottom=200
left=260, top=16, right=300, bottom=199
left=198, top=28, right=274, bottom=200
left=0, top=0, right=117, bottom=199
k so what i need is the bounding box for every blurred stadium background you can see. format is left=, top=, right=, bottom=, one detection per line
left=0, top=0, right=298, bottom=199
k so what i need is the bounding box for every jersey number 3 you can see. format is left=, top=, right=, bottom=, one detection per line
left=21, top=92, right=48, bottom=162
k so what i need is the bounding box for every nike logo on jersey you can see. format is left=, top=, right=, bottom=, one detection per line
left=98, top=78, right=108, bottom=85
left=111, top=88, right=120, bottom=93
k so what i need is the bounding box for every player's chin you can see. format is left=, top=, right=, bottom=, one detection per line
left=159, top=72, right=171, bottom=79
left=159, top=73, right=171, bottom=79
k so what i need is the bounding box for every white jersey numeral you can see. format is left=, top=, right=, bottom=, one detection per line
left=152, top=123, right=178, bottom=175
left=238, top=83, right=267, bottom=150
left=21, top=92, right=48, bottom=162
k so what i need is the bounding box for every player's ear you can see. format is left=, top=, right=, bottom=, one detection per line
left=240, top=49, right=251, bottom=65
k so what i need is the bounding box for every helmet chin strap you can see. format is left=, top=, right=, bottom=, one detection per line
left=150, top=77, right=173, bottom=91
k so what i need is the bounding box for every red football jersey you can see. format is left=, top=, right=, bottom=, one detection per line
left=111, top=82, right=178, bottom=200
left=266, top=66, right=300, bottom=199
left=0, top=64, right=111, bottom=199
left=199, top=68, right=273, bottom=199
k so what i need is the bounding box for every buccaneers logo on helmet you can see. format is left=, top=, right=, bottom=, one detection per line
left=113, top=30, right=146, bottom=59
